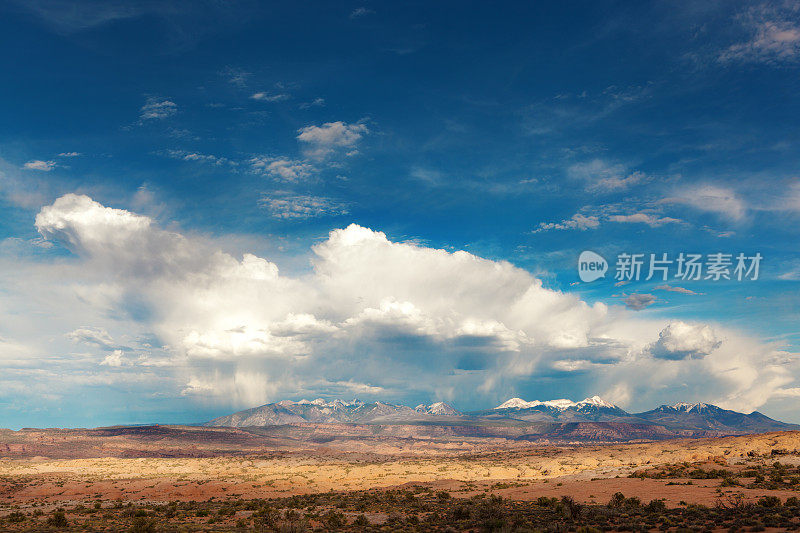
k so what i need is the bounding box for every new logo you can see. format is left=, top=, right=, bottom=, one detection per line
left=578, top=250, right=608, bottom=282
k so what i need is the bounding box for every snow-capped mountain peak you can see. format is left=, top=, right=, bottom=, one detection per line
left=495, top=395, right=617, bottom=411
left=668, top=402, right=710, bottom=412
left=495, top=398, right=536, bottom=409
left=283, top=398, right=364, bottom=408
left=581, top=395, right=617, bottom=408
left=415, top=401, right=460, bottom=416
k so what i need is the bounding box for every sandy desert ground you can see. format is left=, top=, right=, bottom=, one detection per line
left=1, top=426, right=800, bottom=530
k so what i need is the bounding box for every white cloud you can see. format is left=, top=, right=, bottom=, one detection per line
left=100, top=349, right=130, bottom=367
left=624, top=293, right=656, bottom=311
left=350, top=7, right=374, bottom=18
left=67, top=327, right=115, bottom=349
left=297, top=121, right=368, bottom=159
left=648, top=321, right=722, bottom=360
left=163, top=149, right=227, bottom=166
left=140, top=98, right=177, bottom=120
left=0, top=193, right=792, bottom=416
left=653, top=284, right=702, bottom=296
left=534, top=213, right=600, bottom=232
left=663, top=184, right=747, bottom=222
left=23, top=160, right=56, bottom=171
left=607, top=212, right=683, bottom=227
left=535, top=211, right=681, bottom=232
left=221, top=66, right=250, bottom=88
left=250, top=157, right=315, bottom=181
left=299, top=97, right=325, bottom=109
left=58, top=152, right=81, bottom=157
left=567, top=159, right=646, bottom=192
left=259, top=195, right=349, bottom=219
left=720, top=4, right=800, bottom=64
left=251, top=92, right=290, bottom=102
left=782, top=181, right=800, bottom=212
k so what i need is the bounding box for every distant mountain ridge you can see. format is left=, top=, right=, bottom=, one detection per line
left=488, top=395, right=629, bottom=421
left=205, top=396, right=798, bottom=439
left=495, top=395, right=617, bottom=411
left=206, top=398, right=462, bottom=427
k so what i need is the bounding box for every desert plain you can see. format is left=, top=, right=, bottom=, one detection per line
left=1, top=425, right=800, bottom=530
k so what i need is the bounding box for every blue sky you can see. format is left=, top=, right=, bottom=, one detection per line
left=1, top=1, right=800, bottom=428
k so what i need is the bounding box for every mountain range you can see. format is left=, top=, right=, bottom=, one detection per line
left=205, top=398, right=464, bottom=427
left=205, top=396, right=798, bottom=439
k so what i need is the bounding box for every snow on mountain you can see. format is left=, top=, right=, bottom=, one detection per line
left=206, top=398, right=462, bottom=427
left=582, top=395, right=617, bottom=408
left=495, top=398, right=534, bottom=409
left=668, top=402, right=710, bottom=412
left=288, top=398, right=365, bottom=408
left=415, top=402, right=460, bottom=416
left=494, top=395, right=618, bottom=411
left=206, top=396, right=797, bottom=434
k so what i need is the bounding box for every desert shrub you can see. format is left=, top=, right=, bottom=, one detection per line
left=6, top=512, right=25, bottom=523
left=474, top=495, right=507, bottom=531
left=561, top=495, right=582, bottom=519
left=688, top=468, right=731, bottom=479
left=609, top=492, right=627, bottom=508
left=757, top=496, right=781, bottom=508
left=321, top=509, right=346, bottom=528
left=646, top=499, right=667, bottom=513
left=129, top=517, right=157, bottom=533
left=451, top=505, right=471, bottom=520
left=253, top=506, right=280, bottom=529
left=277, top=519, right=309, bottom=533
left=536, top=496, right=558, bottom=507
left=47, top=510, right=68, bottom=527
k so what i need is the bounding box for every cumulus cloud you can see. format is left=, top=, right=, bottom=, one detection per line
left=140, top=98, right=177, bottom=120
left=5, top=193, right=795, bottom=415
left=297, top=121, right=368, bottom=159
left=648, top=321, right=722, bottom=360
left=23, top=160, right=56, bottom=171
left=100, top=349, right=130, bottom=367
